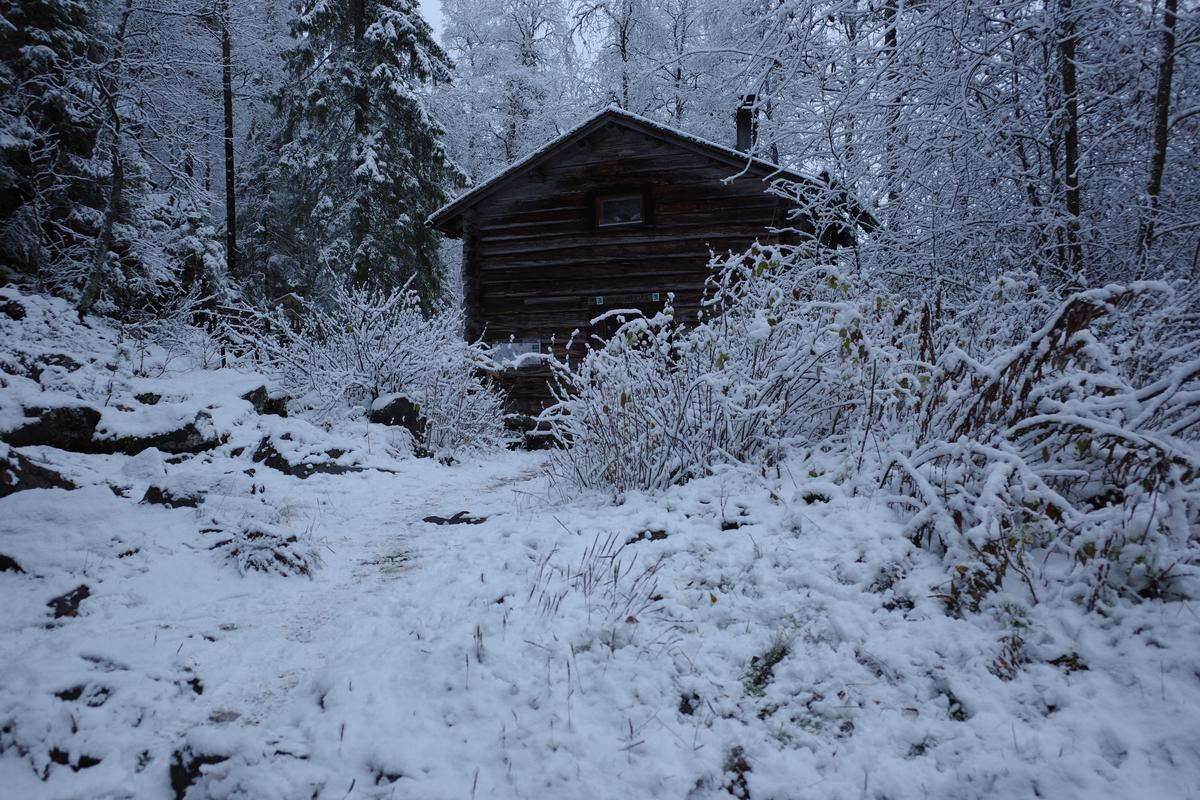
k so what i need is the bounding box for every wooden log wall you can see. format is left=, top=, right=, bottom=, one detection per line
left=465, top=123, right=799, bottom=414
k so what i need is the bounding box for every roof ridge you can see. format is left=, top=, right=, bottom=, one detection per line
left=427, top=106, right=812, bottom=231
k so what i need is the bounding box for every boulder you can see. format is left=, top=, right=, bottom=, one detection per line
left=0, top=298, right=26, bottom=320
left=240, top=385, right=288, bottom=417
left=141, top=485, right=202, bottom=508
left=369, top=395, right=427, bottom=442
left=3, top=405, right=101, bottom=451
left=251, top=438, right=355, bottom=479
left=2, top=405, right=221, bottom=456
left=0, top=444, right=76, bottom=497
left=99, top=413, right=220, bottom=456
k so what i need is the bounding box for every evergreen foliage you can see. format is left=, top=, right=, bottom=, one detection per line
left=244, top=0, right=455, bottom=302
left=0, top=0, right=103, bottom=282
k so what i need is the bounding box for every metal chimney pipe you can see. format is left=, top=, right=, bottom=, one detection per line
left=736, top=95, right=757, bottom=152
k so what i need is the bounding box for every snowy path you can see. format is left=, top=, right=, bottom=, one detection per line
left=4, top=450, right=1200, bottom=799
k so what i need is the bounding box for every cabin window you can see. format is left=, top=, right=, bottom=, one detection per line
left=491, top=338, right=541, bottom=367
left=595, top=193, right=643, bottom=227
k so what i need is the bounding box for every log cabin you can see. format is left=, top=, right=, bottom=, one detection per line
left=427, top=104, right=871, bottom=414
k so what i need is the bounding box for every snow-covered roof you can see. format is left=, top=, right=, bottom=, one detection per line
left=427, top=105, right=817, bottom=235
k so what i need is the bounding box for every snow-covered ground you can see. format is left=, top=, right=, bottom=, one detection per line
left=3, top=289, right=1200, bottom=799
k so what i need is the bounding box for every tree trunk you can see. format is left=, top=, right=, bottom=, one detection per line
left=76, top=0, right=133, bottom=320
left=1058, top=0, right=1084, bottom=278
left=351, top=0, right=369, bottom=286
left=221, top=0, right=237, bottom=279
left=1137, top=0, right=1177, bottom=261
left=883, top=0, right=900, bottom=207
left=77, top=148, right=123, bottom=320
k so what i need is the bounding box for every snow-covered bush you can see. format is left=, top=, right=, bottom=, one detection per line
left=885, top=281, right=1200, bottom=612
left=540, top=238, right=1200, bottom=613
left=538, top=244, right=900, bottom=495
left=243, top=280, right=510, bottom=455
left=117, top=285, right=224, bottom=376
left=209, top=518, right=323, bottom=577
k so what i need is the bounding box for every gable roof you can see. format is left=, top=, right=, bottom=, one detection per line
left=426, top=106, right=822, bottom=236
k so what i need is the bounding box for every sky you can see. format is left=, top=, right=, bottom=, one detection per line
left=419, top=0, right=445, bottom=41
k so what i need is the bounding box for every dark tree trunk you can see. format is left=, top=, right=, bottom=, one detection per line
left=351, top=0, right=369, bottom=286
left=883, top=0, right=900, bottom=207
left=1058, top=0, right=1084, bottom=277
left=1137, top=0, right=1177, bottom=260
left=77, top=148, right=123, bottom=320
left=77, top=0, right=133, bottom=320
left=221, top=0, right=237, bottom=278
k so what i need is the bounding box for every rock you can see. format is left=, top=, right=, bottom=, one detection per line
left=169, top=748, right=229, bottom=800
left=626, top=529, right=668, bottom=545
left=251, top=438, right=355, bottom=479
left=239, top=385, right=269, bottom=414
left=263, top=393, right=289, bottom=416
left=422, top=511, right=486, bottom=525
left=47, top=584, right=90, bottom=618
left=135, top=392, right=161, bottom=405
left=0, top=298, right=26, bottom=320
left=3, top=403, right=221, bottom=456
left=2, top=405, right=101, bottom=451
left=369, top=395, right=428, bottom=442
left=36, top=353, right=82, bottom=373
left=48, top=747, right=101, bottom=772
left=504, top=414, right=557, bottom=451
left=0, top=445, right=76, bottom=498
left=96, top=412, right=221, bottom=456
left=142, top=485, right=202, bottom=508
left=123, top=448, right=167, bottom=482
left=0, top=554, right=24, bottom=573
left=241, top=385, right=289, bottom=417
left=260, top=390, right=290, bottom=415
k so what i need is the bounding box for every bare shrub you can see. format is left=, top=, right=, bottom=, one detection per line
left=885, top=281, right=1200, bottom=611
left=538, top=245, right=898, bottom=495
left=209, top=519, right=322, bottom=577
left=539, top=235, right=1200, bottom=614
left=238, top=278, right=512, bottom=455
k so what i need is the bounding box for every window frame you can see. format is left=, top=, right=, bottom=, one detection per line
left=594, top=192, right=645, bottom=228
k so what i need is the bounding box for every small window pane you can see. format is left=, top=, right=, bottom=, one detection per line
left=491, top=339, right=541, bottom=367
left=597, top=195, right=642, bottom=226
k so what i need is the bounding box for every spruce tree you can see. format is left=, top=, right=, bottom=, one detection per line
left=251, top=0, right=455, bottom=303
left=0, top=0, right=104, bottom=283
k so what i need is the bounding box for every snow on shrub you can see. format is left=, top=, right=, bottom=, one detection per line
left=538, top=244, right=897, bottom=495
left=209, top=518, right=322, bottom=577
left=201, top=491, right=323, bottom=577
left=884, top=280, right=1200, bottom=612
left=540, top=240, right=1200, bottom=614
left=244, top=279, right=511, bottom=456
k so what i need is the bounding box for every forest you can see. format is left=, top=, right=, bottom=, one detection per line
left=1, top=0, right=1199, bottom=798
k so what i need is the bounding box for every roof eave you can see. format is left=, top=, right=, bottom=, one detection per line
left=426, top=107, right=810, bottom=233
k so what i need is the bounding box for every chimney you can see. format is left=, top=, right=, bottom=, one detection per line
left=736, top=95, right=757, bottom=152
